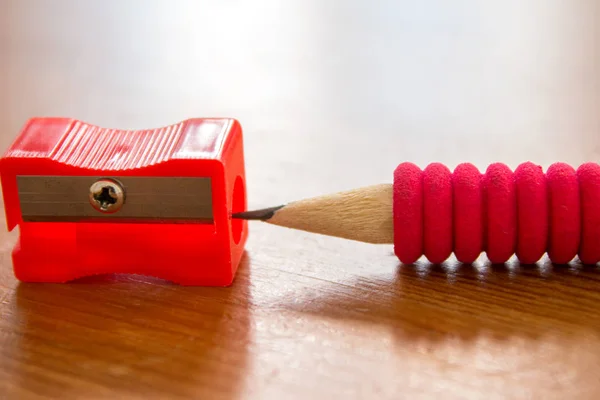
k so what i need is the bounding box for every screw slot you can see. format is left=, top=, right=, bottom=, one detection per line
left=89, top=179, right=125, bottom=213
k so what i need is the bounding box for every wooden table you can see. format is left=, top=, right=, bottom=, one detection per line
left=2, top=1, right=600, bottom=399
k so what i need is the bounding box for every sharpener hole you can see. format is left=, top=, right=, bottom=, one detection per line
left=231, top=176, right=245, bottom=244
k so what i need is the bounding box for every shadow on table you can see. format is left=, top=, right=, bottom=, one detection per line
left=278, top=257, right=600, bottom=343
left=3, top=252, right=254, bottom=399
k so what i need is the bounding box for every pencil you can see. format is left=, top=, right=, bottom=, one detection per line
left=233, top=161, right=600, bottom=266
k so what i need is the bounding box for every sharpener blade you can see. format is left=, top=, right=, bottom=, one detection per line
left=16, top=176, right=213, bottom=223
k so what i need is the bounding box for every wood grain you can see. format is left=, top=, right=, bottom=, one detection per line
left=2, top=1, right=600, bottom=399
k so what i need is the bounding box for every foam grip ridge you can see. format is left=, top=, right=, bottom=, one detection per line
left=393, top=161, right=600, bottom=265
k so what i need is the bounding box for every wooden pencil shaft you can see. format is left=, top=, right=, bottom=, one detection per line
left=234, top=184, right=394, bottom=244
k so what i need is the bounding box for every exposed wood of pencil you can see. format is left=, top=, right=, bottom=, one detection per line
left=234, top=184, right=394, bottom=244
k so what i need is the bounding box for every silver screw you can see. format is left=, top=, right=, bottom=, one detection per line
left=89, top=178, right=125, bottom=213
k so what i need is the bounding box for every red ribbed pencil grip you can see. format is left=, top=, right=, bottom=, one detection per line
left=393, top=162, right=600, bottom=265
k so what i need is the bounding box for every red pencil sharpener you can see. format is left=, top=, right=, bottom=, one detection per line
left=0, top=117, right=248, bottom=286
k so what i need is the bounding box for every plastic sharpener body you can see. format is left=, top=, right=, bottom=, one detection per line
left=0, top=117, right=248, bottom=286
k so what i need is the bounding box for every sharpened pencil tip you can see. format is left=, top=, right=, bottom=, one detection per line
left=232, top=205, right=285, bottom=220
